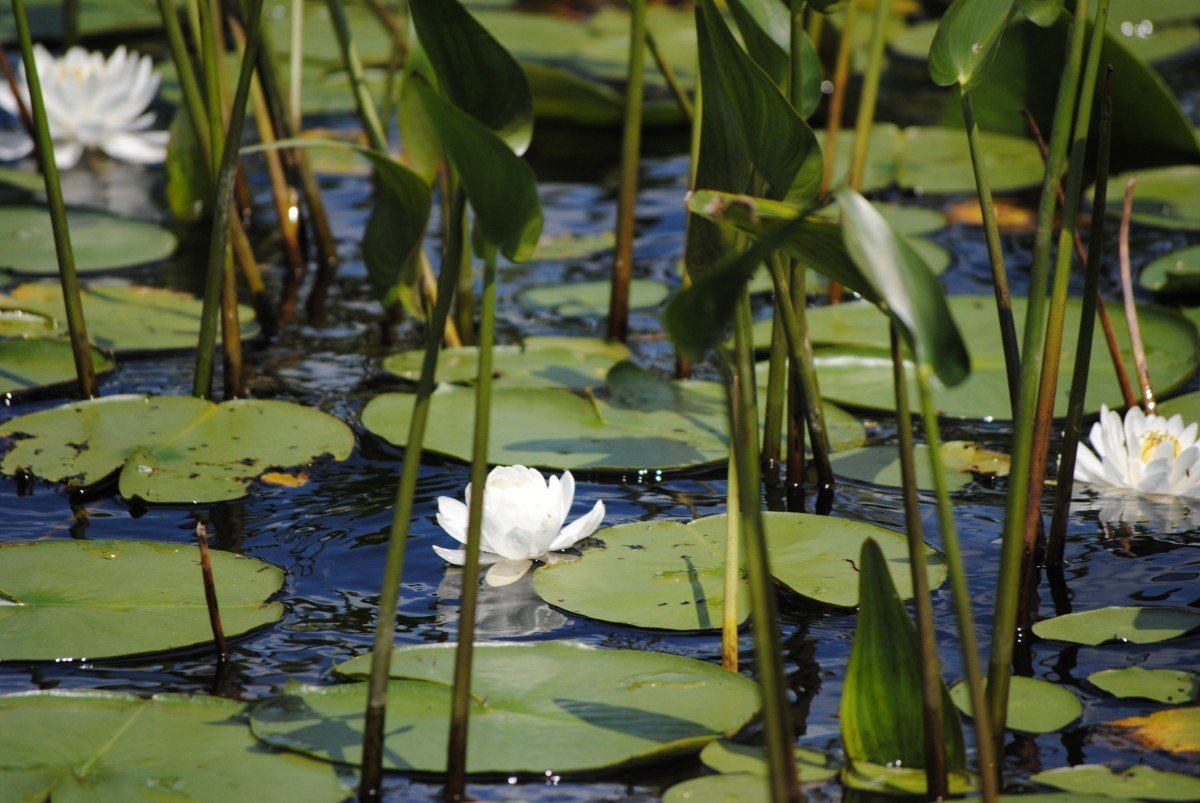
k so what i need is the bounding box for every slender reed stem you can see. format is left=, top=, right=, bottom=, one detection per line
left=1021, top=108, right=1136, bottom=409
left=847, top=0, right=887, bottom=192
left=787, top=0, right=811, bottom=496
left=723, top=430, right=741, bottom=672
left=220, top=252, right=243, bottom=398
left=193, top=0, right=264, bottom=399
left=961, top=91, right=1020, bottom=415
left=194, top=522, right=229, bottom=663
left=359, top=232, right=461, bottom=803
left=289, top=0, right=303, bottom=132
left=608, top=0, right=647, bottom=344
left=451, top=183, right=474, bottom=346
left=731, top=290, right=800, bottom=800
left=762, top=286, right=788, bottom=485
left=915, top=366, right=998, bottom=802
left=9, top=0, right=97, bottom=398
left=645, top=25, right=693, bottom=122
left=1118, top=179, right=1154, bottom=411
left=327, top=0, right=387, bottom=152
left=445, top=246, right=498, bottom=801
left=63, top=0, right=80, bottom=46
left=987, top=0, right=1089, bottom=751
left=820, top=0, right=856, bottom=194
left=1048, top=70, right=1114, bottom=567
left=890, top=324, right=947, bottom=800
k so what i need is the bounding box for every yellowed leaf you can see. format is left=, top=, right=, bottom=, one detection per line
left=1107, top=707, right=1200, bottom=756
left=941, top=441, right=1010, bottom=477
left=260, top=471, right=310, bottom=488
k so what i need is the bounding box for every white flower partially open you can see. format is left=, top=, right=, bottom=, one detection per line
left=1075, top=404, right=1200, bottom=499
left=0, top=45, right=167, bottom=169
left=433, top=465, right=605, bottom=587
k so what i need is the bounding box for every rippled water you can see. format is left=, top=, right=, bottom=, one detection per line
left=1, top=52, right=1198, bottom=801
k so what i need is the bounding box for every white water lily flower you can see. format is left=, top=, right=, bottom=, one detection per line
left=433, top=465, right=605, bottom=587
left=0, top=45, right=167, bottom=169
left=1075, top=404, right=1200, bottom=499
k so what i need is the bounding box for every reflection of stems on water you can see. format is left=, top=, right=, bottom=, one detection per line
left=1118, top=178, right=1156, bottom=412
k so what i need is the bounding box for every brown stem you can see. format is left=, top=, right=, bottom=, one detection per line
left=220, top=249, right=244, bottom=399
left=786, top=261, right=806, bottom=493
left=195, top=522, right=229, bottom=663
left=230, top=215, right=279, bottom=335
left=1118, top=178, right=1154, bottom=411
left=0, top=45, right=36, bottom=154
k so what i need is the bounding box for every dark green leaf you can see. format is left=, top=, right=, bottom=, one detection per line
left=164, top=107, right=209, bottom=223
left=1017, top=0, right=1064, bottom=27
left=929, top=0, right=1015, bottom=89
left=726, top=0, right=823, bottom=118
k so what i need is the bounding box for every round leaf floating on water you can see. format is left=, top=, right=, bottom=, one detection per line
left=830, top=441, right=1009, bottom=491
left=841, top=761, right=980, bottom=796
left=0, top=282, right=259, bottom=353
left=529, top=230, right=616, bottom=261
left=1139, top=245, right=1200, bottom=294
left=1102, top=166, right=1200, bottom=231
left=950, top=676, right=1082, bottom=734
left=0, top=206, right=177, bottom=274
left=517, top=278, right=670, bottom=318
left=0, top=395, right=355, bottom=504
left=0, top=338, right=114, bottom=399
left=252, top=641, right=760, bottom=775
left=1104, top=706, right=1200, bottom=756
left=1088, top=666, right=1200, bottom=704
left=897, top=127, right=1045, bottom=194
left=699, top=740, right=838, bottom=784
left=381, top=336, right=629, bottom=390
left=0, top=539, right=284, bottom=661
left=1032, top=765, right=1200, bottom=801
left=663, top=774, right=769, bottom=802
left=1032, top=606, right=1200, bottom=646
left=531, top=513, right=946, bottom=630
left=0, top=691, right=346, bottom=801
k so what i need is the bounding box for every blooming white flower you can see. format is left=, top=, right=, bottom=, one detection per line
left=0, top=45, right=167, bottom=169
left=433, top=465, right=605, bottom=587
left=1075, top=404, right=1200, bottom=499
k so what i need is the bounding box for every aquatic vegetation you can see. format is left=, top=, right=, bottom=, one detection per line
left=1075, top=404, right=1200, bottom=498
left=432, top=465, right=605, bottom=587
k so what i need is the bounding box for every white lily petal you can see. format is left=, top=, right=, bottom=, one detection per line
left=100, top=131, right=166, bottom=164
left=432, top=546, right=504, bottom=567
left=436, top=496, right=470, bottom=544
left=52, top=140, right=83, bottom=169
left=485, top=558, right=533, bottom=587
left=0, top=129, right=34, bottom=161
left=547, top=499, right=606, bottom=552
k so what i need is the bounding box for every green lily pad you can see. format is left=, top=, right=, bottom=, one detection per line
left=0, top=308, right=55, bottom=337
left=381, top=337, right=629, bottom=390
left=0, top=338, right=114, bottom=398
left=1103, top=166, right=1200, bottom=231
left=698, top=740, right=838, bottom=783
left=0, top=691, right=346, bottom=801
left=251, top=641, right=759, bottom=775
left=1032, top=606, right=1200, bottom=646
left=1032, top=765, right=1200, bottom=802
left=830, top=441, right=1009, bottom=491
left=1139, top=245, right=1200, bottom=294
left=0, top=206, right=177, bottom=274
left=950, top=676, right=1082, bottom=734
left=532, top=512, right=947, bottom=630
left=815, top=123, right=901, bottom=193
left=1159, top=390, right=1200, bottom=422
left=785, top=295, right=1199, bottom=420
left=663, top=774, right=769, bottom=802
left=517, top=279, right=670, bottom=317
left=0, top=395, right=354, bottom=504
left=897, top=126, right=1045, bottom=194
left=0, top=283, right=258, bottom=353
left=530, top=230, right=616, bottom=261
left=1088, top=666, right=1200, bottom=704
left=0, top=539, right=283, bottom=661
left=841, top=760, right=980, bottom=796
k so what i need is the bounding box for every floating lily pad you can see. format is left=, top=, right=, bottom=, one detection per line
left=699, top=740, right=838, bottom=783
left=950, top=676, right=1082, bottom=734
left=815, top=123, right=901, bottom=193
left=0, top=539, right=283, bottom=661
left=517, top=279, right=670, bottom=317
left=841, top=760, right=980, bottom=796
left=0, top=308, right=55, bottom=337
left=663, top=774, right=768, bottom=802
left=0, top=206, right=177, bottom=274
left=0, top=283, right=258, bottom=353
left=1103, top=166, right=1200, bottom=231
left=1140, top=245, right=1200, bottom=294
left=532, top=513, right=947, bottom=630
left=1159, top=390, right=1200, bottom=422
left=785, top=295, right=1199, bottom=420
left=251, top=641, right=759, bottom=775
left=381, top=337, right=629, bottom=389
left=1105, top=706, right=1199, bottom=756
left=0, top=395, right=354, bottom=504
left=1088, top=666, right=1200, bottom=704
left=0, top=691, right=345, bottom=801
left=1032, top=606, right=1200, bottom=646
left=830, top=441, right=1009, bottom=491
left=0, top=338, right=114, bottom=398
left=897, top=127, right=1045, bottom=194
left=530, top=231, right=616, bottom=261
left=1032, top=765, right=1200, bottom=801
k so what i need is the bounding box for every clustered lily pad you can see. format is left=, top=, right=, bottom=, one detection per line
left=0, top=337, right=115, bottom=397
left=0, top=205, right=177, bottom=274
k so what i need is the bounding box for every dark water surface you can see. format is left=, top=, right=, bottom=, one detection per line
left=2, top=52, right=1199, bottom=802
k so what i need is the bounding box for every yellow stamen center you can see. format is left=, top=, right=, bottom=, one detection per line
left=1140, top=430, right=1181, bottom=463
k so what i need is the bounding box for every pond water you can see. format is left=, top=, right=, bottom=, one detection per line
left=1, top=31, right=1199, bottom=802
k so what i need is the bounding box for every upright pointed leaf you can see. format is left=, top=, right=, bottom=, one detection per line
left=409, top=0, right=533, bottom=155
left=726, top=0, right=823, bottom=118
left=836, top=189, right=970, bottom=388
left=842, top=539, right=966, bottom=770
left=1016, top=0, right=1063, bottom=26
left=414, top=81, right=542, bottom=262
left=928, top=0, right=1014, bottom=90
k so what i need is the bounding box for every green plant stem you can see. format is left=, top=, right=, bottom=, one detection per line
left=192, top=0, right=264, bottom=399
left=820, top=0, right=856, bottom=194
left=451, top=181, right=474, bottom=346
left=645, top=25, right=693, bottom=122
left=731, top=289, right=800, bottom=800
left=327, top=0, right=388, bottom=152
left=847, top=0, right=888, bottom=191
left=62, top=0, right=80, bottom=46
left=1117, top=178, right=1154, bottom=411
left=445, top=245, right=497, bottom=802
left=786, top=261, right=806, bottom=493
left=987, top=0, right=1089, bottom=754
left=9, top=0, right=97, bottom=398
left=723, top=435, right=741, bottom=672
left=767, top=257, right=834, bottom=490
left=158, top=0, right=212, bottom=163
left=761, top=283, right=788, bottom=486
left=359, top=225, right=461, bottom=803
left=915, top=365, right=998, bottom=803
left=220, top=252, right=243, bottom=398
left=199, top=0, right=226, bottom=165
left=608, top=0, right=646, bottom=344
left=1048, top=69, right=1114, bottom=567
left=961, top=91, right=1020, bottom=416
left=890, top=324, right=946, bottom=800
